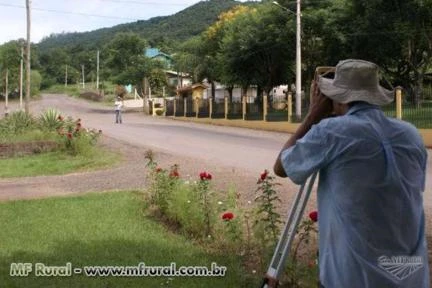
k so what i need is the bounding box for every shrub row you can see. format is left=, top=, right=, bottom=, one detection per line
left=143, top=150, right=320, bottom=286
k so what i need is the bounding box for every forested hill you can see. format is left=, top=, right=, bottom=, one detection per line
left=37, top=0, right=254, bottom=53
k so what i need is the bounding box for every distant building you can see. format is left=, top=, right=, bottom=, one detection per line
left=145, top=47, right=173, bottom=69
left=166, top=70, right=192, bottom=89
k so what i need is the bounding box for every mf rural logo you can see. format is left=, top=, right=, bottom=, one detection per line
left=377, top=256, right=423, bottom=280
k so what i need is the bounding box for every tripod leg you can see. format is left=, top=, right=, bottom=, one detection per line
left=261, top=172, right=318, bottom=288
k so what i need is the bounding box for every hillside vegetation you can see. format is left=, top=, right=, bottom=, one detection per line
left=37, top=0, right=253, bottom=53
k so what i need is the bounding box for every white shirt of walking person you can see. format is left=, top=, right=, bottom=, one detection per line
left=114, top=97, right=123, bottom=124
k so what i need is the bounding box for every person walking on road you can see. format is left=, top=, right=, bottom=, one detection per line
left=274, top=59, right=429, bottom=288
left=115, top=96, right=123, bottom=124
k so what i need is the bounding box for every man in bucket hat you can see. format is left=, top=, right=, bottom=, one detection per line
left=274, top=59, right=429, bottom=287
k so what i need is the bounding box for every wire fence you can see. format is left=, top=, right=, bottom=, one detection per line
left=382, top=87, right=432, bottom=128
left=149, top=85, right=432, bottom=128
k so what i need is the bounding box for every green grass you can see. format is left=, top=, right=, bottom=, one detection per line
left=42, top=82, right=117, bottom=99
left=42, top=84, right=82, bottom=97
left=0, top=191, right=249, bottom=287
left=0, top=148, right=119, bottom=178
left=0, top=130, right=58, bottom=144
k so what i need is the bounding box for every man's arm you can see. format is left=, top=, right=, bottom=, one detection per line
left=273, top=92, right=333, bottom=177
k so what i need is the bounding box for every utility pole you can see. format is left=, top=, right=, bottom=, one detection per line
left=295, top=0, right=302, bottom=120
left=65, top=65, right=68, bottom=87
left=272, top=0, right=302, bottom=120
left=25, top=0, right=31, bottom=114
left=5, top=69, right=9, bottom=116
left=81, top=64, right=85, bottom=89
left=19, top=46, right=23, bottom=110
left=96, top=50, right=100, bottom=90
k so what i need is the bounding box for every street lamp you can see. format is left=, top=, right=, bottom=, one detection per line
left=273, top=0, right=302, bottom=120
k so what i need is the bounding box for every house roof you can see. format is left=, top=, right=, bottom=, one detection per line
left=165, top=70, right=190, bottom=77
left=145, top=48, right=172, bottom=59
left=176, top=83, right=209, bottom=93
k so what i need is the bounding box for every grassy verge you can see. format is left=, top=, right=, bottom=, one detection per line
left=0, top=147, right=120, bottom=178
left=0, top=130, right=58, bottom=144
left=42, top=84, right=82, bottom=97
left=0, top=191, right=247, bottom=287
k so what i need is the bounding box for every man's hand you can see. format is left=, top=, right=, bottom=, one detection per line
left=273, top=80, right=332, bottom=177
left=307, top=80, right=333, bottom=124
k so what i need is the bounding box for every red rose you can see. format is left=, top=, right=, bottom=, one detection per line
left=67, top=132, right=73, bottom=139
left=222, top=212, right=234, bottom=221
left=156, top=167, right=162, bottom=173
left=170, top=171, right=179, bottom=178
left=309, top=211, right=318, bottom=222
left=260, top=170, right=269, bottom=181
left=199, top=171, right=212, bottom=180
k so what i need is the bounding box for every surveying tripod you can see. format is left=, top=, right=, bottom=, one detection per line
left=260, top=66, right=333, bottom=288
left=260, top=172, right=318, bottom=288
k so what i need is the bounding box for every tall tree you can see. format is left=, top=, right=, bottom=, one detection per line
left=344, top=0, right=432, bottom=105
left=0, top=41, right=24, bottom=95
left=219, top=4, right=295, bottom=98
left=103, top=33, right=150, bottom=86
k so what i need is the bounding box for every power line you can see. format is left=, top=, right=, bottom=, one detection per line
left=0, top=2, right=190, bottom=21
left=100, top=0, right=188, bottom=6
left=0, top=3, right=137, bottom=20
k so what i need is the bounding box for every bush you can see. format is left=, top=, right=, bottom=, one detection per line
left=0, top=110, right=102, bottom=156
left=0, top=111, right=36, bottom=135
left=143, top=158, right=320, bottom=286
left=155, top=109, right=164, bottom=116
left=38, top=109, right=63, bottom=131
left=31, top=70, right=42, bottom=96
left=40, top=77, right=56, bottom=90
left=56, top=118, right=102, bottom=156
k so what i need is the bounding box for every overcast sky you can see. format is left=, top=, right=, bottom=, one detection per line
left=0, top=0, right=249, bottom=45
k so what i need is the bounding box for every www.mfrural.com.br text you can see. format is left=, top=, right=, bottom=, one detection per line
left=10, top=262, right=227, bottom=277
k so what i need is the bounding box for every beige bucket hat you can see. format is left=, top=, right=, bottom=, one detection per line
left=318, top=59, right=394, bottom=105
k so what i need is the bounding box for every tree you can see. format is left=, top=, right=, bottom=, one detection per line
left=148, top=67, right=168, bottom=97
left=39, top=47, right=70, bottom=87
left=103, top=33, right=151, bottom=86
left=343, top=0, right=432, bottom=105
left=218, top=4, right=295, bottom=99
left=0, top=40, right=23, bottom=95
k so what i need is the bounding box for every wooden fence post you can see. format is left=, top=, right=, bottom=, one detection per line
left=242, top=96, right=246, bottom=120
left=209, top=97, right=213, bottom=119
left=224, top=96, right=228, bottom=120
left=396, top=86, right=402, bottom=120
left=288, top=91, right=293, bottom=123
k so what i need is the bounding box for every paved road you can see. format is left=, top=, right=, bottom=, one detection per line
left=30, top=94, right=290, bottom=175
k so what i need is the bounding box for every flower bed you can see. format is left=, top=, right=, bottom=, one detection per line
left=143, top=150, right=319, bottom=286
left=0, top=141, right=58, bottom=158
